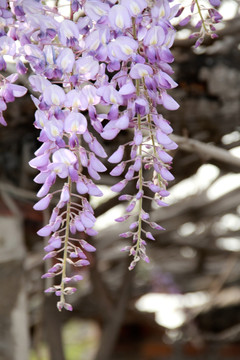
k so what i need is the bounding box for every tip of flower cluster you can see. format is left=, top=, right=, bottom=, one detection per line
left=57, top=301, right=73, bottom=312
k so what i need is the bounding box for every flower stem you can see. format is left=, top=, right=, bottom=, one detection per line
left=142, top=78, right=163, bottom=187
left=195, top=0, right=208, bottom=33
left=60, top=176, right=72, bottom=307
left=135, top=78, right=143, bottom=258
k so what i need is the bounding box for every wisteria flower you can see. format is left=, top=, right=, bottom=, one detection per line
left=0, top=0, right=222, bottom=310
left=48, top=149, right=77, bottom=179
left=108, top=5, right=131, bottom=30
left=64, top=112, right=87, bottom=135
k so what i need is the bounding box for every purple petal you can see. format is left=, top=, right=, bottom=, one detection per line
left=90, top=138, right=107, bottom=158
left=156, top=148, right=173, bottom=163
left=159, top=190, right=170, bottom=197
left=52, top=148, right=77, bottom=165
left=160, top=167, right=175, bottom=181
left=59, top=19, right=79, bottom=46
left=148, top=183, right=161, bottom=193
left=209, top=0, right=221, bottom=7
left=116, top=114, right=129, bottom=130
left=115, top=215, right=130, bottom=222
left=87, top=182, right=103, bottom=197
left=108, top=5, right=131, bottom=30
left=56, top=48, right=75, bottom=72
left=161, top=92, right=179, bottom=111
left=133, top=157, right=142, bottom=172
left=119, top=194, right=132, bottom=201
left=143, top=25, right=165, bottom=47
left=156, top=199, right=169, bottom=207
left=37, top=224, right=52, bottom=237
left=10, top=84, right=27, bottom=97
left=75, top=259, right=90, bottom=267
left=119, top=81, right=136, bottom=95
left=60, top=184, right=70, bottom=203
left=146, top=232, right=155, bottom=241
left=76, top=179, right=88, bottom=194
left=134, top=129, right=143, bottom=146
left=64, top=112, right=87, bottom=134
left=89, top=154, right=107, bottom=172
left=34, top=194, right=52, bottom=211
left=49, top=236, right=62, bottom=249
left=86, top=228, right=98, bottom=236
left=63, top=303, right=73, bottom=311
left=88, top=164, right=101, bottom=180
left=126, top=201, right=136, bottom=212
left=111, top=180, right=128, bottom=192
left=125, top=166, right=134, bottom=181
left=43, top=251, right=58, bottom=260
left=75, top=217, right=85, bottom=232
left=179, top=15, right=191, bottom=26
left=108, top=146, right=124, bottom=163
left=80, top=212, right=95, bottom=228
left=75, top=55, right=99, bottom=80
left=29, top=153, right=49, bottom=169
left=79, top=239, right=96, bottom=252
left=129, top=222, right=138, bottom=230
left=110, top=162, right=126, bottom=176
left=119, top=232, right=133, bottom=238
left=84, top=1, right=110, bottom=21
left=130, top=64, right=153, bottom=79
left=149, top=222, right=165, bottom=231
left=156, top=129, right=172, bottom=145
left=43, top=85, right=66, bottom=106
left=101, top=127, right=120, bottom=140
left=121, top=0, right=147, bottom=16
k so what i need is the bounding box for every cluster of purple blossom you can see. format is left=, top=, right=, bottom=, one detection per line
left=0, top=0, right=221, bottom=310
left=178, top=0, right=222, bottom=47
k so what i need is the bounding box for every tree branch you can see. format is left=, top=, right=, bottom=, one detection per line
left=172, top=134, right=240, bottom=170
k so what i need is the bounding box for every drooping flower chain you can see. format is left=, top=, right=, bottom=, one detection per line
left=0, top=0, right=222, bottom=310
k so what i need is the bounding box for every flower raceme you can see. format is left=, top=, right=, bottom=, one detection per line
left=0, top=0, right=222, bottom=310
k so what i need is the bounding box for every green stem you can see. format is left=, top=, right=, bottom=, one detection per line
left=135, top=79, right=143, bottom=257
left=132, top=17, right=136, bottom=40
left=142, top=78, right=163, bottom=187
left=60, top=177, right=72, bottom=306
left=195, top=0, right=208, bottom=33
left=147, top=113, right=163, bottom=187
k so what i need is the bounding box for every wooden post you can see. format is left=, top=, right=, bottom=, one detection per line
left=0, top=193, right=29, bottom=360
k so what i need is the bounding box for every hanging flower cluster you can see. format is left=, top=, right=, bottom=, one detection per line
left=178, top=0, right=222, bottom=47
left=0, top=0, right=222, bottom=310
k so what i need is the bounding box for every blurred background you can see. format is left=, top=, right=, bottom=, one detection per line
left=0, top=1, right=240, bottom=359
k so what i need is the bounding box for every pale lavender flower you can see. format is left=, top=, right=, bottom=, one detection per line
left=43, top=85, right=66, bottom=106
left=59, top=20, right=79, bottom=46
left=56, top=48, right=75, bottom=73
left=98, top=85, right=123, bottom=105
left=34, top=194, right=52, bottom=211
left=121, top=0, right=147, bottom=16
left=2, top=0, right=222, bottom=310
left=65, top=89, right=88, bottom=110
left=49, top=149, right=77, bottom=179
left=143, top=26, right=165, bottom=47
left=108, top=5, right=131, bottom=30
left=75, top=56, right=99, bottom=80
left=84, top=1, right=110, bottom=21
left=108, top=146, right=124, bottom=163
left=130, top=63, right=153, bottom=79
left=64, top=112, right=87, bottom=135
left=161, top=91, right=179, bottom=110
left=209, top=0, right=221, bottom=6
left=44, top=118, right=63, bottom=141
left=108, top=36, right=138, bottom=61
left=0, top=35, right=16, bottom=56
